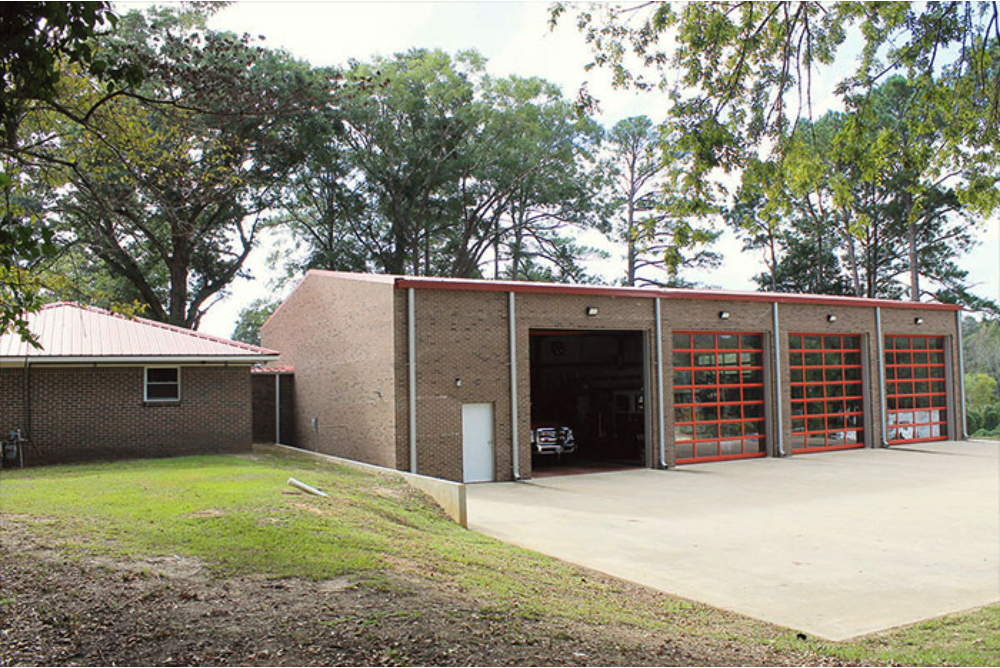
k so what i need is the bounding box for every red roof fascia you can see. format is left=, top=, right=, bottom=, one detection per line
left=393, top=277, right=962, bottom=312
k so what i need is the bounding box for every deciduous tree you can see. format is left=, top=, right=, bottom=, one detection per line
left=45, top=8, right=336, bottom=328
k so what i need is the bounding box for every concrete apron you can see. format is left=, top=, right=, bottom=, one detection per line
left=466, top=440, right=1000, bottom=641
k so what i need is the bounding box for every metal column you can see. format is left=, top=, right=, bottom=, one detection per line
left=274, top=373, right=281, bottom=444
left=771, top=302, right=785, bottom=457
left=875, top=307, right=888, bottom=447
left=655, top=298, right=667, bottom=468
left=956, top=309, right=968, bottom=439
left=407, top=288, right=417, bottom=473
left=508, top=291, right=521, bottom=480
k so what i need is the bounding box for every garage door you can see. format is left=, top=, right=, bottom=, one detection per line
left=673, top=331, right=766, bottom=464
left=789, top=334, right=865, bottom=453
left=884, top=335, right=948, bottom=444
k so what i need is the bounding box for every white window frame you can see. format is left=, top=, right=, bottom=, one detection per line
left=144, top=366, right=181, bottom=402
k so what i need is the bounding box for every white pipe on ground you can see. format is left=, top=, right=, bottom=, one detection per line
left=287, top=477, right=330, bottom=498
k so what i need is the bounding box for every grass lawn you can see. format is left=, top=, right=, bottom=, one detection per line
left=1, top=445, right=997, bottom=666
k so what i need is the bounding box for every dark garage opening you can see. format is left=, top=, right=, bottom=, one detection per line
left=529, top=329, right=646, bottom=476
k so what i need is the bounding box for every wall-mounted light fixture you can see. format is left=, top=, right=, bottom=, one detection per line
left=827, top=314, right=838, bottom=323
left=455, top=377, right=462, bottom=387
left=914, top=317, right=924, bottom=326
left=718, top=310, right=731, bottom=320
left=585, top=306, right=599, bottom=317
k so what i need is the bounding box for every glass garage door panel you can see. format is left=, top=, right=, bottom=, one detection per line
left=884, top=335, right=948, bottom=444
left=789, top=334, right=865, bottom=453
left=673, top=331, right=766, bottom=464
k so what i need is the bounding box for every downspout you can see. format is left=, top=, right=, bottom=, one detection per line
left=956, top=309, right=968, bottom=439
left=22, top=357, right=31, bottom=444
left=771, top=302, right=785, bottom=457
left=655, top=298, right=667, bottom=468
left=407, top=288, right=417, bottom=473
left=508, top=291, right=521, bottom=480
left=875, top=307, right=888, bottom=447
left=274, top=372, right=281, bottom=444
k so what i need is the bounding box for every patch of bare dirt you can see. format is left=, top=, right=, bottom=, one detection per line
left=0, top=520, right=852, bottom=667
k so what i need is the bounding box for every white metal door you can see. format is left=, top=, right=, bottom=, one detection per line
left=462, top=403, right=494, bottom=483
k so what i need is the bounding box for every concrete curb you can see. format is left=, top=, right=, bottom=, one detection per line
left=263, top=443, right=468, bottom=527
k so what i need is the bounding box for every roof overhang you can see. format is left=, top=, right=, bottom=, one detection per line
left=0, top=354, right=280, bottom=365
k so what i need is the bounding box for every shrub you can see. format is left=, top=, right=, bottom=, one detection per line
left=967, top=410, right=983, bottom=434
left=984, top=406, right=1000, bottom=431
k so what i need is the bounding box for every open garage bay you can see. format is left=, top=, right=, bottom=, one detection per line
left=467, top=440, right=1000, bottom=641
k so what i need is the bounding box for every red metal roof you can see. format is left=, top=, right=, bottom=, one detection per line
left=393, top=275, right=963, bottom=311
left=0, top=302, right=279, bottom=362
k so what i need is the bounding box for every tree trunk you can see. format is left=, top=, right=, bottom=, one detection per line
left=842, top=213, right=862, bottom=297
left=626, top=196, right=636, bottom=287
left=168, top=257, right=189, bottom=328
left=905, top=192, right=919, bottom=301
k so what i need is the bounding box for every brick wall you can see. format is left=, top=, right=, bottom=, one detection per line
left=394, top=289, right=512, bottom=481
left=0, top=365, right=251, bottom=465
left=262, top=272, right=397, bottom=468
left=390, top=284, right=962, bottom=482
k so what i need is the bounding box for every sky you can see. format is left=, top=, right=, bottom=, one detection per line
left=121, top=1, right=1000, bottom=337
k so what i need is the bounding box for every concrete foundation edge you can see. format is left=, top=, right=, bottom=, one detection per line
left=265, top=443, right=468, bottom=527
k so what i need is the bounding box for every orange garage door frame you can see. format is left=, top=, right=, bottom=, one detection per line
left=788, top=333, right=866, bottom=454
left=672, top=331, right=767, bottom=464
left=884, top=334, right=949, bottom=444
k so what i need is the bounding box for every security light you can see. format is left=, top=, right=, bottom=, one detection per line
left=827, top=314, right=837, bottom=323
left=914, top=317, right=924, bottom=325
left=718, top=311, right=731, bottom=320
left=586, top=306, right=599, bottom=317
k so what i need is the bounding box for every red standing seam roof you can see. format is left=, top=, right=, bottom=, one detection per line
left=0, top=302, right=279, bottom=361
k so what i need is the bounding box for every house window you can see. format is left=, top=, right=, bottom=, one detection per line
left=145, top=367, right=180, bottom=402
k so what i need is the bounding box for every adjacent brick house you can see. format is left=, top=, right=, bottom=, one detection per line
left=263, top=271, right=967, bottom=483
left=0, top=302, right=278, bottom=465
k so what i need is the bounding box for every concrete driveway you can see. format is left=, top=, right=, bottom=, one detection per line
left=467, top=440, right=1000, bottom=640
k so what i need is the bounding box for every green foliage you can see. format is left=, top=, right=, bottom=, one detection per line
left=984, top=406, right=1000, bottom=432
left=0, top=2, right=121, bottom=342
left=966, top=373, right=998, bottom=409
left=555, top=2, right=1000, bottom=295
left=963, top=317, right=1000, bottom=380
left=963, top=317, right=1000, bottom=436
left=35, top=6, right=338, bottom=328
left=729, top=77, right=984, bottom=303
left=231, top=299, right=279, bottom=346
left=282, top=49, right=606, bottom=282
left=603, top=115, right=720, bottom=287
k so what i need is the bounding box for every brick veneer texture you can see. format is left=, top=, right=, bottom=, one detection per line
left=265, top=272, right=962, bottom=484
left=392, top=286, right=960, bottom=482
left=262, top=273, right=397, bottom=468
left=0, top=365, right=251, bottom=465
